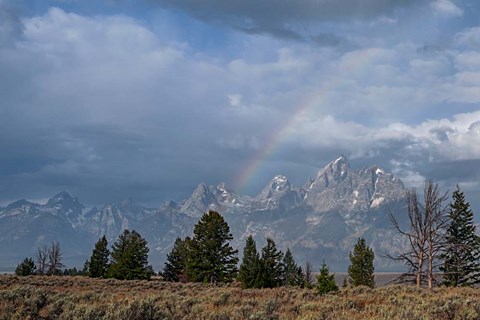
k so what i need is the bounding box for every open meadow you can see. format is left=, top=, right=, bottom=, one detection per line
left=0, top=275, right=478, bottom=320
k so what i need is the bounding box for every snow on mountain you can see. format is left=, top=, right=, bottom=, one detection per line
left=179, top=183, right=220, bottom=217
left=45, top=191, right=85, bottom=224
left=305, top=156, right=404, bottom=215
left=254, top=175, right=304, bottom=211
left=0, top=156, right=409, bottom=272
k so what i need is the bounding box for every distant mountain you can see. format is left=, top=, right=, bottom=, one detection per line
left=0, top=156, right=409, bottom=272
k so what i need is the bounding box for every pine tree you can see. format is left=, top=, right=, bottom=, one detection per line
left=316, top=262, right=338, bottom=295
left=15, top=257, right=36, bottom=276
left=162, top=237, right=190, bottom=282
left=237, top=235, right=261, bottom=288
left=63, top=267, right=80, bottom=276
left=259, top=238, right=284, bottom=288
left=108, top=229, right=151, bottom=280
left=282, top=248, right=304, bottom=287
left=185, top=211, right=238, bottom=283
left=348, top=238, right=375, bottom=288
left=440, top=186, right=480, bottom=286
left=88, top=235, right=110, bottom=278
left=82, top=259, right=90, bottom=276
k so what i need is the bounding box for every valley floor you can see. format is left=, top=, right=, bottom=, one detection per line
left=0, top=275, right=479, bottom=319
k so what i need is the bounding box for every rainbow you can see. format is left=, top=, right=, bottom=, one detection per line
left=232, top=83, right=333, bottom=194
left=232, top=47, right=380, bottom=194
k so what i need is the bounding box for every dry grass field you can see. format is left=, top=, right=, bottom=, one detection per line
left=0, top=275, right=479, bottom=320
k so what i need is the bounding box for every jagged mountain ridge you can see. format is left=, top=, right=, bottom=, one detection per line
left=0, top=156, right=408, bottom=272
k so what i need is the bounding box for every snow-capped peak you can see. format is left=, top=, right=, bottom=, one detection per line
left=46, top=191, right=83, bottom=212
left=272, top=175, right=288, bottom=189
left=255, top=175, right=293, bottom=201
left=47, top=191, right=73, bottom=204
left=313, top=155, right=350, bottom=186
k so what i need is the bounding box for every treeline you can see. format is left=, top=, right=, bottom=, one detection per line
left=14, top=183, right=480, bottom=290
left=16, top=230, right=154, bottom=280
left=160, top=210, right=374, bottom=294
left=84, top=230, right=154, bottom=280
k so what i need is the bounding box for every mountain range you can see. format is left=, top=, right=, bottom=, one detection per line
left=0, top=156, right=409, bottom=272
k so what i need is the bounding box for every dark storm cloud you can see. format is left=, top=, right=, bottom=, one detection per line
left=152, top=0, right=417, bottom=42
left=0, top=8, right=243, bottom=206
left=0, top=120, right=244, bottom=206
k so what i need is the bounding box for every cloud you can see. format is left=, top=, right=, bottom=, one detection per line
left=454, top=27, right=480, bottom=49
left=0, top=8, right=233, bottom=203
left=227, top=94, right=242, bottom=107
left=431, top=0, right=463, bottom=17
left=152, top=0, right=417, bottom=42
left=1, top=5, right=480, bottom=209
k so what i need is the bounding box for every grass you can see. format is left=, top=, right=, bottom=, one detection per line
left=0, top=275, right=478, bottom=319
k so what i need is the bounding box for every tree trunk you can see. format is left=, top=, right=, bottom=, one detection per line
left=417, top=255, right=423, bottom=288
left=428, top=246, right=433, bottom=289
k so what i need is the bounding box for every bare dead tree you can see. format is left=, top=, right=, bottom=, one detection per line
left=47, top=241, right=64, bottom=275
left=388, top=180, right=448, bottom=288
left=36, top=245, right=48, bottom=275
left=423, top=181, right=449, bottom=288
left=388, top=188, right=426, bottom=288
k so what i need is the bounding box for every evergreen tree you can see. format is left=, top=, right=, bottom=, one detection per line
left=82, top=259, right=90, bottom=276
left=348, top=238, right=375, bottom=288
left=63, top=267, right=80, bottom=276
left=108, top=229, right=151, bottom=280
left=185, top=211, right=238, bottom=283
left=259, top=238, right=284, bottom=288
left=88, top=235, right=110, bottom=278
left=282, top=248, right=304, bottom=287
left=238, top=235, right=261, bottom=288
left=15, top=257, right=36, bottom=276
left=316, top=262, right=338, bottom=295
left=440, top=186, right=480, bottom=286
left=162, top=237, right=190, bottom=282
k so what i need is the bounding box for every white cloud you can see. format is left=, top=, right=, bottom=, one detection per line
left=455, top=27, right=480, bottom=49
left=280, top=110, right=480, bottom=187
left=431, top=0, right=463, bottom=17
left=227, top=94, right=242, bottom=107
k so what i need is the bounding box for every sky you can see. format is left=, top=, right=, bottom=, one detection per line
left=0, top=0, right=480, bottom=210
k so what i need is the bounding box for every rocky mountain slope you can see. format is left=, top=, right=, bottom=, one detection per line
left=0, top=156, right=409, bottom=272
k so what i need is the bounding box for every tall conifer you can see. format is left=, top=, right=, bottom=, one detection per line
left=282, top=248, right=304, bottom=287
left=162, top=237, right=190, bottom=282
left=441, top=186, right=480, bottom=286
left=238, top=235, right=261, bottom=288
left=108, top=230, right=151, bottom=280
left=348, top=237, right=375, bottom=288
left=259, top=238, right=284, bottom=288
left=88, top=235, right=110, bottom=278
left=185, top=211, right=238, bottom=283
